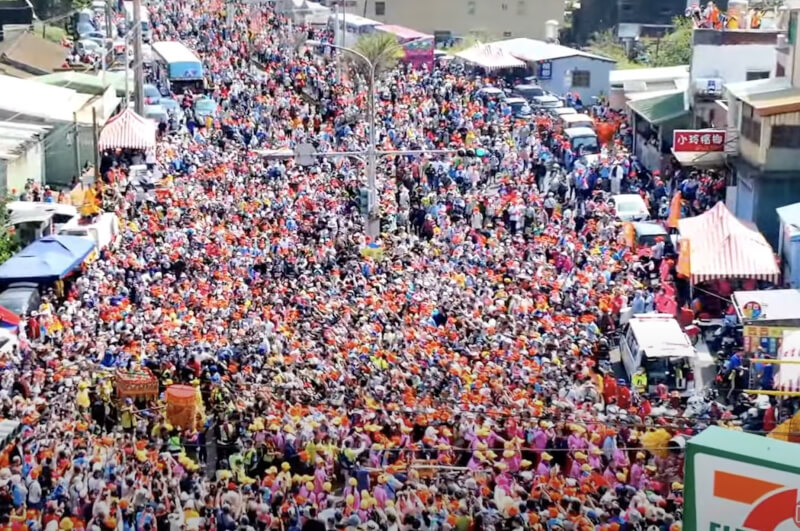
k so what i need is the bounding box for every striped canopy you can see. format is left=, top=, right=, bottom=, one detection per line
left=98, top=108, right=157, bottom=151
left=677, top=201, right=779, bottom=285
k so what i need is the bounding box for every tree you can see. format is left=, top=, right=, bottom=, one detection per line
left=351, top=32, right=405, bottom=80
left=587, top=29, right=643, bottom=70
left=649, top=16, right=693, bottom=67
left=0, top=198, right=20, bottom=265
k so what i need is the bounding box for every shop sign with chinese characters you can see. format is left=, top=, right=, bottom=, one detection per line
left=673, top=130, right=726, bottom=152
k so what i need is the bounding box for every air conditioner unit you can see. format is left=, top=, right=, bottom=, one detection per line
left=694, top=77, right=724, bottom=97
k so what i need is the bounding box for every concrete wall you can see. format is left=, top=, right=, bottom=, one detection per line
left=344, top=0, right=564, bottom=40
left=692, top=41, right=778, bottom=86
left=733, top=157, right=800, bottom=247
left=5, top=138, right=44, bottom=195
left=537, top=55, right=614, bottom=102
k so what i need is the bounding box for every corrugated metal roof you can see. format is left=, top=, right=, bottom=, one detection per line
left=627, top=91, right=688, bottom=125
left=37, top=71, right=112, bottom=96
left=0, top=121, right=50, bottom=161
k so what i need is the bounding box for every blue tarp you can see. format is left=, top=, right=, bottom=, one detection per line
left=0, top=235, right=95, bottom=284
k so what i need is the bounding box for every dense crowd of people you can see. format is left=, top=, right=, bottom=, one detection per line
left=0, top=2, right=756, bottom=531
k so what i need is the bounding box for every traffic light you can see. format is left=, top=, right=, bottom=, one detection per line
left=358, top=187, right=369, bottom=216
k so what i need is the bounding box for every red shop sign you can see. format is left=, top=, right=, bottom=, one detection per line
left=673, top=129, right=726, bottom=152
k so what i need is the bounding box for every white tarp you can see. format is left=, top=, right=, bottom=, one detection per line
left=454, top=44, right=525, bottom=70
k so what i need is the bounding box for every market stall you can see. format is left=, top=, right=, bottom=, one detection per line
left=732, top=289, right=800, bottom=353
left=677, top=202, right=780, bottom=289
left=0, top=235, right=96, bottom=285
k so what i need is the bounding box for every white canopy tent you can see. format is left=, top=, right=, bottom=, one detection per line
left=454, top=43, right=525, bottom=70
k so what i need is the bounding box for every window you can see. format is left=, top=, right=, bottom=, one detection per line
left=572, top=69, right=591, bottom=87
left=771, top=125, right=800, bottom=148
left=517, top=0, right=525, bottom=15
left=374, top=0, right=385, bottom=15
left=740, top=103, right=762, bottom=145
left=790, top=12, right=798, bottom=45
left=746, top=70, right=770, bottom=81
left=503, top=31, right=512, bottom=37
left=467, top=0, right=475, bottom=15
left=538, top=60, right=552, bottom=80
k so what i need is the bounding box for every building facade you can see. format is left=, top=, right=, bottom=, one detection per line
left=720, top=0, right=800, bottom=247
left=690, top=28, right=779, bottom=130
left=330, top=0, right=564, bottom=42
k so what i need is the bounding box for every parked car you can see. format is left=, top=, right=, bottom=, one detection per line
left=512, top=83, right=546, bottom=101
left=549, top=106, right=578, bottom=119
left=475, top=86, right=506, bottom=102
left=143, top=104, right=168, bottom=125
left=504, top=97, right=533, bottom=119
left=612, top=194, right=650, bottom=222
left=532, top=94, right=563, bottom=110
left=0, top=283, right=41, bottom=316
left=143, top=83, right=161, bottom=105
left=193, top=97, right=218, bottom=121
left=159, top=97, right=181, bottom=114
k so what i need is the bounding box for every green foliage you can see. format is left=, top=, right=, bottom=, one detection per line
left=71, top=0, right=91, bottom=9
left=587, top=29, right=644, bottom=70
left=352, top=32, right=405, bottom=79
left=649, top=16, right=693, bottom=67
left=0, top=198, right=20, bottom=265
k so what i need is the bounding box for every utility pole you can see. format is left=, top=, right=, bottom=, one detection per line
left=102, top=0, right=113, bottom=83
left=132, top=0, right=145, bottom=115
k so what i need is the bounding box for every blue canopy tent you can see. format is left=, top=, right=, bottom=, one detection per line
left=0, top=235, right=95, bottom=284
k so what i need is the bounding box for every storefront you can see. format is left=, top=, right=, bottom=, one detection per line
left=733, top=289, right=800, bottom=353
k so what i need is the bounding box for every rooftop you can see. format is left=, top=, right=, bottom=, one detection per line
left=0, top=31, right=67, bottom=76
left=724, top=77, right=800, bottom=116
left=0, top=75, right=95, bottom=124
left=0, top=121, right=51, bottom=161
left=627, top=91, right=688, bottom=125
left=692, top=28, right=781, bottom=46
left=487, top=37, right=615, bottom=64
left=610, top=65, right=690, bottom=86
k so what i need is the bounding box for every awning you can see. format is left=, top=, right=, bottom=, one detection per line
left=98, top=108, right=156, bottom=151
left=454, top=43, right=525, bottom=70
left=627, top=91, right=688, bottom=125
left=678, top=202, right=780, bottom=284
left=0, top=235, right=96, bottom=284
left=671, top=149, right=726, bottom=168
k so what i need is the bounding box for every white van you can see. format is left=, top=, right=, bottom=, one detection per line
left=620, top=314, right=698, bottom=394
left=7, top=202, right=79, bottom=246
left=560, top=113, right=595, bottom=131
left=58, top=213, right=120, bottom=250
left=564, top=126, right=600, bottom=164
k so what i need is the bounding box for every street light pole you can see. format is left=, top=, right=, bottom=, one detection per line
left=308, top=40, right=380, bottom=238
left=132, top=0, right=145, bottom=115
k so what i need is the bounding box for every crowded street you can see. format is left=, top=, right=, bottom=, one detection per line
left=0, top=1, right=778, bottom=530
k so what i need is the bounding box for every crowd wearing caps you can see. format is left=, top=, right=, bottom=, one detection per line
left=0, top=1, right=744, bottom=531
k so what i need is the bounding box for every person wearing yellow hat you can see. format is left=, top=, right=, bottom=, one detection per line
left=537, top=452, right=553, bottom=476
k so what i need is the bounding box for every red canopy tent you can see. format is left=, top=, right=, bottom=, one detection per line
left=677, top=202, right=780, bottom=285
left=98, top=108, right=157, bottom=151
